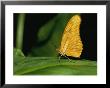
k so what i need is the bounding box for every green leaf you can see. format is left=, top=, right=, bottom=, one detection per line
left=14, top=48, right=25, bottom=57
left=14, top=57, right=97, bottom=75
left=13, top=48, right=25, bottom=66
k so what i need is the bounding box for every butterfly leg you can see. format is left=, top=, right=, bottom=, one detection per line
left=59, top=54, right=64, bottom=62
left=59, top=54, right=62, bottom=62
left=58, top=55, right=61, bottom=62
left=64, top=55, right=71, bottom=62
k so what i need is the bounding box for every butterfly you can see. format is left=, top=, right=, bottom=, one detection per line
left=58, top=15, right=83, bottom=61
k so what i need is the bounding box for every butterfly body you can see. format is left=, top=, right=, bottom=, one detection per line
left=58, top=15, right=83, bottom=58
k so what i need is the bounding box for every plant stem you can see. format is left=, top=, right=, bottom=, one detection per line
left=16, top=13, right=25, bottom=50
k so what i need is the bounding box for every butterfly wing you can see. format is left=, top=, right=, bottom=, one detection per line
left=58, top=16, right=73, bottom=56
left=59, top=15, right=83, bottom=58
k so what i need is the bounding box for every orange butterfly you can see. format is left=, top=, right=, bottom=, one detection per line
left=58, top=15, right=83, bottom=61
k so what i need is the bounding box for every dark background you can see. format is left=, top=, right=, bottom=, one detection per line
left=80, top=14, right=97, bottom=60
left=14, top=13, right=97, bottom=61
